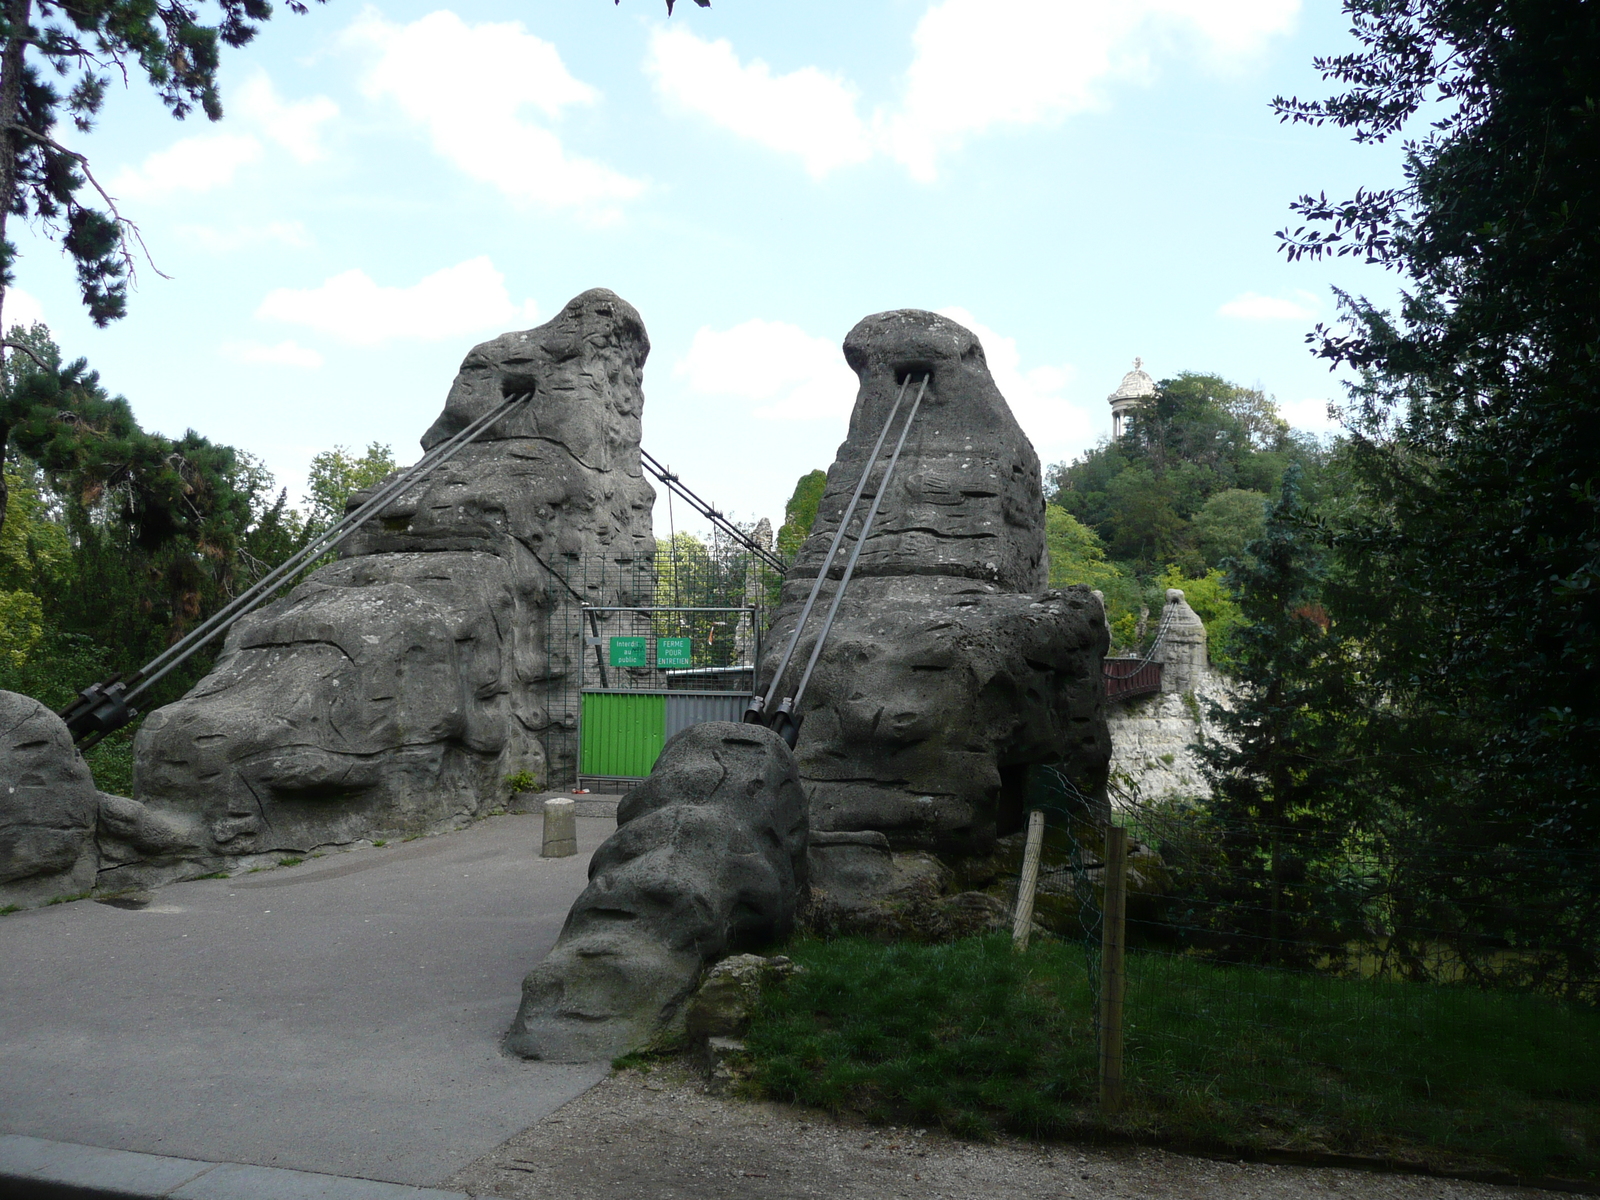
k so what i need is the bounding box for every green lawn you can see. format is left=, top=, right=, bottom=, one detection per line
left=741, top=934, right=1600, bottom=1182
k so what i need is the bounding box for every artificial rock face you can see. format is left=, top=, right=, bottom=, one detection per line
left=0, top=690, right=101, bottom=906
left=507, top=721, right=807, bottom=1061
left=128, top=289, right=655, bottom=878
left=760, top=310, right=1111, bottom=857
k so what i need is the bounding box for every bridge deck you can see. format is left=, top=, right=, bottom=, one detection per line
left=1104, top=657, right=1163, bottom=703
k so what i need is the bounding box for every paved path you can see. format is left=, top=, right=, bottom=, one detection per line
left=0, top=813, right=614, bottom=1189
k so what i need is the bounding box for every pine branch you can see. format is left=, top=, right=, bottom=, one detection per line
left=4, top=121, right=171, bottom=285
left=0, top=337, right=53, bottom=370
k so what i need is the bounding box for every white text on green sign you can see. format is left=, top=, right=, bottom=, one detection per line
left=609, top=637, right=648, bottom=667
left=656, top=637, right=692, bottom=668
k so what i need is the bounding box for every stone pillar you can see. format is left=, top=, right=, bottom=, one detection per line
left=541, top=797, right=577, bottom=857
left=1156, top=589, right=1207, bottom=694
left=734, top=518, right=774, bottom=667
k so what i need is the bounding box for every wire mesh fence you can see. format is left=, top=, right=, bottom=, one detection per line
left=538, top=531, right=787, bottom=787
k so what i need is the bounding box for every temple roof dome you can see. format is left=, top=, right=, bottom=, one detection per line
left=1108, top=357, right=1156, bottom=404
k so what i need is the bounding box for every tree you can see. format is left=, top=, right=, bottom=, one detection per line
left=775, top=469, right=825, bottom=563
left=1191, top=488, right=1269, bottom=570
left=1193, top=466, right=1363, bottom=966
left=1276, top=0, right=1600, bottom=845
left=302, top=441, right=398, bottom=533
left=1049, top=373, right=1317, bottom=579
left=0, top=0, right=326, bottom=336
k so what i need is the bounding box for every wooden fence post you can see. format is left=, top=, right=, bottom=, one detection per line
left=1099, top=823, right=1128, bottom=1111
left=1012, top=809, right=1046, bottom=949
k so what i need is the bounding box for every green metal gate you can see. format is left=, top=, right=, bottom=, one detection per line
left=579, top=692, right=666, bottom=779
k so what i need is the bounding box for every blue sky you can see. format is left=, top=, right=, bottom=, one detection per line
left=10, top=0, right=1408, bottom=537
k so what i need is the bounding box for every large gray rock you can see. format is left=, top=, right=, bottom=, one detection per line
left=0, top=690, right=100, bottom=907
left=506, top=721, right=807, bottom=1062
left=789, top=309, right=1047, bottom=592
left=127, top=289, right=655, bottom=881
left=761, top=309, right=1111, bottom=859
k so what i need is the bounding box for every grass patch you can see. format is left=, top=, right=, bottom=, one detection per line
left=0, top=904, right=20, bottom=916
left=191, top=872, right=229, bottom=881
left=278, top=857, right=303, bottom=867
left=743, top=935, right=1600, bottom=1181
left=372, top=840, right=387, bottom=847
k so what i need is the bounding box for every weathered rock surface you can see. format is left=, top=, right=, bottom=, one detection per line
left=789, top=309, right=1047, bottom=591
left=127, top=289, right=655, bottom=882
left=1109, top=670, right=1236, bottom=807
left=760, top=309, right=1110, bottom=859
left=1107, top=589, right=1236, bottom=807
left=682, top=953, right=801, bottom=1043
left=0, top=690, right=100, bottom=907
left=506, top=722, right=807, bottom=1062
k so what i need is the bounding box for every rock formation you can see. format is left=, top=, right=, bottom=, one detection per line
left=1108, top=588, right=1236, bottom=807
left=122, top=289, right=655, bottom=884
left=0, top=691, right=101, bottom=907
left=506, top=721, right=807, bottom=1061
left=760, top=309, right=1111, bottom=859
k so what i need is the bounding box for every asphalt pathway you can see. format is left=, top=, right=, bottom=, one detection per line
left=0, top=812, right=613, bottom=1188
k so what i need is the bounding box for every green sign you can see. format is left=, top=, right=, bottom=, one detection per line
left=656, top=637, right=692, bottom=669
left=608, top=636, right=648, bottom=668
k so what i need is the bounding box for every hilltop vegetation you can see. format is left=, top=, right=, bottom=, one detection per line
left=1043, top=372, right=1326, bottom=657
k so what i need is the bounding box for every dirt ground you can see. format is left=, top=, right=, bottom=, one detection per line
left=445, top=1062, right=1590, bottom=1200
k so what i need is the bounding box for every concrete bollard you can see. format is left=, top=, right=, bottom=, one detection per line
left=541, top=797, right=577, bottom=858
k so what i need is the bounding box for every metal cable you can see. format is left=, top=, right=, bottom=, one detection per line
left=639, top=448, right=787, bottom=574
left=755, top=375, right=913, bottom=714
left=788, top=373, right=929, bottom=713
left=1105, top=597, right=1178, bottom=677
left=124, top=391, right=534, bottom=703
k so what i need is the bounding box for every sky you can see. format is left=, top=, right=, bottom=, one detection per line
left=9, top=0, right=1410, bottom=539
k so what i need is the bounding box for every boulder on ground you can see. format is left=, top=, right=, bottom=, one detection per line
left=1, top=690, right=100, bottom=908
left=506, top=721, right=807, bottom=1062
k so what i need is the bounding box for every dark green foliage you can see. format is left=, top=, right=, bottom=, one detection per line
left=0, top=325, right=310, bottom=791
left=1049, top=374, right=1323, bottom=578
left=0, top=0, right=317, bottom=328
left=1192, top=467, right=1366, bottom=966
left=744, top=935, right=1600, bottom=1179
left=1269, top=0, right=1600, bottom=953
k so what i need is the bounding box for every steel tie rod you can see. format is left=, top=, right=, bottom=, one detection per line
left=639, top=448, right=787, bottom=574
left=61, top=390, right=535, bottom=745
left=744, top=374, right=913, bottom=726
left=785, top=373, right=929, bottom=725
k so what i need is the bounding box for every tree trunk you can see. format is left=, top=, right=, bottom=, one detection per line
left=0, top=0, right=33, bottom=537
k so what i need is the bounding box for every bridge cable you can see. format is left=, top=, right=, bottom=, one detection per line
left=59, top=390, right=536, bottom=748
left=749, top=373, right=929, bottom=746
left=639, top=449, right=787, bottom=575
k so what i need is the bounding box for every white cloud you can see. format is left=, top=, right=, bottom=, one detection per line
left=675, top=319, right=859, bottom=420
left=220, top=339, right=325, bottom=369
left=181, top=221, right=312, bottom=253
left=1279, top=395, right=1339, bottom=433
left=255, top=256, right=538, bottom=346
left=111, top=134, right=262, bottom=199
left=647, top=0, right=1298, bottom=181
left=1218, top=290, right=1320, bottom=321
left=346, top=8, right=643, bottom=213
left=937, top=307, right=1091, bottom=461
left=646, top=27, right=872, bottom=178
left=3, top=287, right=45, bottom=332
left=234, top=72, right=339, bottom=163
left=887, top=0, right=1299, bottom=179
